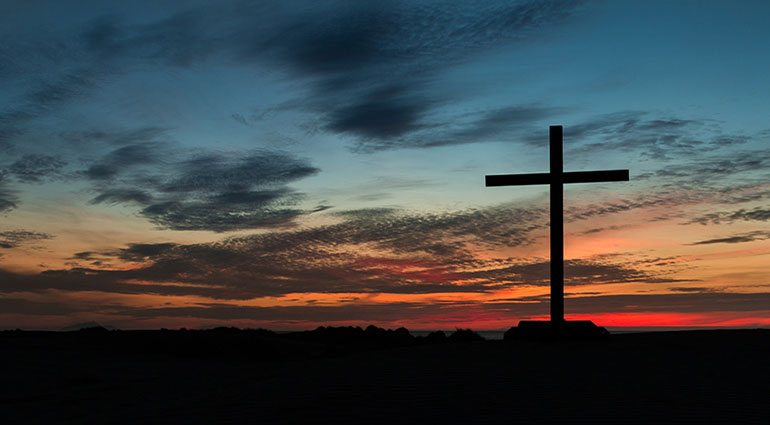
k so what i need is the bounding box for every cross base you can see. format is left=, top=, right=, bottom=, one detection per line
left=503, top=320, right=609, bottom=341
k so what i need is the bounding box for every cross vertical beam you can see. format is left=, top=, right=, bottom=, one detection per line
left=550, top=126, right=564, bottom=324
left=484, top=125, right=629, bottom=326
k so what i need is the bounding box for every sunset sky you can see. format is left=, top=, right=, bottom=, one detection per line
left=2, top=0, right=769, bottom=330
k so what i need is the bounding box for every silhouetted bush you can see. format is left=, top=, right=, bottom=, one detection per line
left=448, top=328, right=485, bottom=342
left=286, top=325, right=414, bottom=348
left=77, top=325, right=110, bottom=333
left=424, top=330, right=447, bottom=343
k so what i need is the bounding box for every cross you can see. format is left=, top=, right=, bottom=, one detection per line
left=486, top=125, right=629, bottom=324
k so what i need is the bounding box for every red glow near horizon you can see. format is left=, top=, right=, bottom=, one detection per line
left=386, top=311, right=770, bottom=330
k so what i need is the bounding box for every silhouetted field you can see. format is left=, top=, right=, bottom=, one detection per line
left=2, top=326, right=768, bottom=424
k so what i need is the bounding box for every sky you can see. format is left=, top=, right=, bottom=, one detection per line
left=1, top=0, right=769, bottom=330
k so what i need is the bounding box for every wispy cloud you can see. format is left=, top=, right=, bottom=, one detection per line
left=689, top=231, right=770, bottom=245
left=0, top=230, right=53, bottom=249
left=350, top=105, right=565, bottom=152
left=0, top=181, right=17, bottom=213
left=1, top=203, right=686, bottom=299
left=564, top=112, right=754, bottom=162
left=5, top=154, right=67, bottom=183
left=687, top=207, right=770, bottom=226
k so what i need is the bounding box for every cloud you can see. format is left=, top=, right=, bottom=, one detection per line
left=161, top=151, right=318, bottom=192
left=90, top=188, right=153, bottom=205
left=325, top=85, right=429, bottom=140
left=83, top=142, right=166, bottom=180
left=547, top=292, right=770, bottom=314
left=669, top=287, right=712, bottom=293
left=350, top=104, right=565, bottom=152
left=140, top=198, right=306, bottom=232
left=689, top=231, right=770, bottom=245
left=687, top=207, right=770, bottom=225
left=0, top=71, right=98, bottom=146
left=566, top=196, right=676, bottom=222
left=0, top=230, right=54, bottom=249
left=263, top=1, right=585, bottom=78
left=5, top=154, right=67, bottom=183
left=652, top=149, right=770, bottom=186
left=577, top=224, right=627, bottom=235
left=467, top=259, right=685, bottom=287
left=61, top=127, right=168, bottom=147
left=115, top=243, right=178, bottom=262
left=564, top=112, right=718, bottom=161
left=71, top=251, right=98, bottom=261
left=84, top=148, right=321, bottom=231
left=443, top=106, right=564, bottom=146
left=0, top=183, right=17, bottom=213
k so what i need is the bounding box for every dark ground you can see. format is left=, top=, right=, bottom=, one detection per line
left=2, top=328, right=768, bottom=424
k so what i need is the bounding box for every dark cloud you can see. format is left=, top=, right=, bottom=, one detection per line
left=71, top=251, right=97, bottom=261
left=688, top=207, right=770, bottom=225
left=553, top=292, right=770, bottom=314
left=655, top=149, right=770, bottom=184
left=669, top=287, right=712, bottom=293
left=84, top=142, right=166, bottom=180
left=564, top=112, right=716, bottom=161
left=27, top=73, right=95, bottom=106
left=445, top=106, right=564, bottom=146
left=277, top=6, right=391, bottom=75
left=350, top=104, right=564, bottom=152
left=230, top=113, right=249, bottom=127
left=79, top=10, right=228, bottom=68
left=0, top=183, right=17, bottom=212
left=161, top=151, right=317, bottom=193
left=0, top=230, right=53, bottom=249
left=0, top=70, right=98, bottom=146
left=559, top=112, right=760, bottom=173
left=689, top=231, right=770, bottom=246
left=326, top=85, right=428, bottom=140
left=116, top=243, right=178, bottom=262
left=89, top=188, right=153, bottom=205
left=577, top=225, right=626, bottom=235
left=468, top=259, right=682, bottom=287
left=61, top=127, right=168, bottom=147
left=87, top=150, right=320, bottom=232
left=6, top=154, right=67, bottom=183
left=262, top=1, right=585, bottom=79
left=140, top=199, right=306, bottom=232
left=565, top=194, right=692, bottom=223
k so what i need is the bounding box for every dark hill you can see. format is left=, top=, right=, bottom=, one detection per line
left=1, top=327, right=768, bottom=424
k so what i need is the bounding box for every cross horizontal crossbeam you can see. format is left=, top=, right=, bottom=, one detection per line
left=485, top=169, right=629, bottom=187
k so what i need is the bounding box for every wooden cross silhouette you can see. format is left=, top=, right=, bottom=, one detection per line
left=486, top=125, right=629, bottom=323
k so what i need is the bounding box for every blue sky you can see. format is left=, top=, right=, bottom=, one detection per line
left=1, top=0, right=769, bottom=329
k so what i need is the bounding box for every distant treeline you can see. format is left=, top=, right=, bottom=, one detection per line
left=1, top=325, right=486, bottom=362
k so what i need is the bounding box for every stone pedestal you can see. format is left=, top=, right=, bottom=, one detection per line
left=504, top=320, right=609, bottom=341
